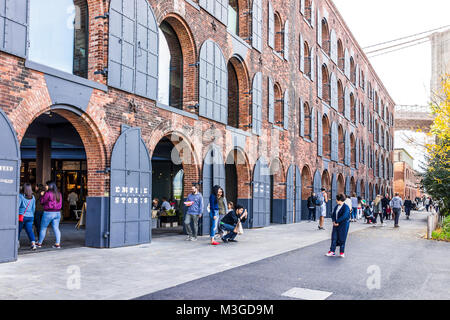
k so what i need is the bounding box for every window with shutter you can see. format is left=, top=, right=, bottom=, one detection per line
left=311, top=107, right=316, bottom=142
left=199, top=39, right=228, bottom=124
left=284, top=20, right=289, bottom=61
left=252, top=0, right=262, bottom=52
left=268, top=1, right=274, bottom=49
left=252, top=72, right=263, bottom=135
left=0, top=0, right=28, bottom=58
left=283, top=89, right=289, bottom=130
left=317, top=8, right=321, bottom=46
left=317, top=110, right=322, bottom=156
left=108, top=0, right=159, bottom=100
left=331, top=122, right=338, bottom=161
left=330, top=29, right=337, bottom=63
left=344, top=48, right=350, bottom=78
left=300, top=0, right=305, bottom=15
left=330, top=72, right=337, bottom=110
left=317, top=54, right=322, bottom=98
left=300, top=33, right=304, bottom=73
left=300, top=98, right=305, bottom=137
left=310, top=47, right=315, bottom=81
left=344, top=87, right=350, bottom=120
left=268, top=77, right=274, bottom=123
left=199, top=0, right=228, bottom=26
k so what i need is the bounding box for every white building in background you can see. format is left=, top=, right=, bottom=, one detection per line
left=430, top=29, right=450, bottom=96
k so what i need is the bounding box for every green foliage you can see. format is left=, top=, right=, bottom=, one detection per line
left=432, top=216, right=450, bottom=241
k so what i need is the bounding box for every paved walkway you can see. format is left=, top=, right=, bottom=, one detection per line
left=0, top=216, right=408, bottom=300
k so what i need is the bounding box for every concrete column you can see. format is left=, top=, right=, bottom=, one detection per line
left=36, top=137, right=51, bottom=185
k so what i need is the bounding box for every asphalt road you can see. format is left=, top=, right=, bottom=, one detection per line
left=136, top=213, right=450, bottom=300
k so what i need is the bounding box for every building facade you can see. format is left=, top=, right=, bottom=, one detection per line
left=430, top=29, right=450, bottom=96
left=0, top=0, right=395, bottom=262
left=393, top=149, right=420, bottom=200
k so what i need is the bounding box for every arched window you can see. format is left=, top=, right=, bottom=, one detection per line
left=305, top=0, right=313, bottom=23
left=304, top=42, right=311, bottom=76
left=322, top=65, right=330, bottom=105
left=337, top=39, right=344, bottom=71
left=29, top=0, right=89, bottom=78
left=338, top=125, right=344, bottom=163
left=227, top=60, right=239, bottom=128
left=228, top=0, right=239, bottom=35
left=322, top=115, right=331, bottom=159
left=274, top=12, right=283, bottom=54
left=304, top=102, right=311, bottom=137
left=350, top=57, right=356, bottom=84
left=350, top=93, right=356, bottom=124
left=321, top=18, right=330, bottom=55
left=338, top=80, right=344, bottom=114
left=351, top=133, right=356, bottom=168
left=274, top=83, right=283, bottom=126
left=158, top=21, right=183, bottom=109
left=375, top=119, right=379, bottom=143
left=360, top=70, right=365, bottom=89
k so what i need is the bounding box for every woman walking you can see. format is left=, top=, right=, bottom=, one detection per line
left=326, top=194, right=350, bottom=258
left=373, top=195, right=384, bottom=225
left=18, top=183, right=37, bottom=251
left=208, top=185, right=226, bottom=245
left=37, top=181, right=63, bottom=249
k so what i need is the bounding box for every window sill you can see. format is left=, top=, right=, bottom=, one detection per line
left=303, top=73, right=312, bottom=82
left=25, top=60, right=108, bottom=92
left=185, top=0, right=201, bottom=11
left=227, top=30, right=252, bottom=50
left=226, top=125, right=252, bottom=137
left=156, top=102, right=199, bottom=120
left=273, top=124, right=285, bottom=131
left=303, top=17, right=313, bottom=28
left=273, top=50, right=284, bottom=61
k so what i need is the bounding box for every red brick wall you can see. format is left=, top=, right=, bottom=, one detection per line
left=0, top=0, right=395, bottom=205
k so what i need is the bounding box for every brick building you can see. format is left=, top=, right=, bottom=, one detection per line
left=0, top=0, right=394, bottom=262
left=393, top=148, right=421, bottom=200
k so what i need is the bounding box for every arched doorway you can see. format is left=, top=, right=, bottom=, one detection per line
left=18, top=107, right=106, bottom=252
left=151, top=137, right=184, bottom=236
left=337, top=174, right=345, bottom=195
left=322, top=170, right=331, bottom=217
left=350, top=176, right=356, bottom=196
left=270, top=158, right=285, bottom=224
left=301, top=166, right=313, bottom=220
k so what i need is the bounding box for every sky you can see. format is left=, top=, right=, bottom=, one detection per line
left=333, top=0, right=450, bottom=170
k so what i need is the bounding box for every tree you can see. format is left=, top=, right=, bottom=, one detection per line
left=421, top=74, right=450, bottom=216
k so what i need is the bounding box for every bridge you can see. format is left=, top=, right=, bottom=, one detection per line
left=394, top=105, right=435, bottom=133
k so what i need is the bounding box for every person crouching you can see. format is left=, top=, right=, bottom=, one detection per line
left=219, top=205, right=247, bottom=243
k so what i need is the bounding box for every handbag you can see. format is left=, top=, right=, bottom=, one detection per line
left=19, top=197, right=32, bottom=222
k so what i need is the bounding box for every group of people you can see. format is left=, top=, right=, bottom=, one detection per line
left=18, top=181, right=63, bottom=250
left=183, top=184, right=247, bottom=245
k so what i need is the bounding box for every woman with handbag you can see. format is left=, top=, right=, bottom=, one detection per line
left=18, top=183, right=37, bottom=251
left=37, top=181, right=63, bottom=249
left=208, top=185, right=226, bottom=245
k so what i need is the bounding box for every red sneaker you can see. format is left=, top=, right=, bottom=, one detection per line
left=211, top=241, right=220, bottom=245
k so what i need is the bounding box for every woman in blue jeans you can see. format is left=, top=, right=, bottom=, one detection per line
left=37, top=181, right=63, bottom=249
left=18, top=183, right=37, bottom=251
left=208, top=185, right=226, bottom=246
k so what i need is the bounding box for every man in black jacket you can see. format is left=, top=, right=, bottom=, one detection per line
left=220, top=205, right=247, bottom=243
left=307, top=192, right=317, bottom=222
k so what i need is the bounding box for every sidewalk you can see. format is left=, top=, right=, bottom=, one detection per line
left=1, top=218, right=377, bottom=300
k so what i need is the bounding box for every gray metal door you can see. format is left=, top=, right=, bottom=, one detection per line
left=0, top=0, right=29, bottom=58
left=313, top=170, right=322, bottom=194
left=331, top=173, right=337, bottom=214
left=252, top=158, right=270, bottom=228
left=110, top=125, right=152, bottom=248
left=295, top=166, right=302, bottom=223
left=201, top=147, right=225, bottom=234
left=345, top=176, right=350, bottom=196
left=0, top=109, right=20, bottom=263
left=286, top=165, right=294, bottom=224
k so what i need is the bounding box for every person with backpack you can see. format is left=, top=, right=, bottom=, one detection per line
left=317, top=188, right=327, bottom=230
left=307, top=192, right=317, bottom=222
left=37, top=181, right=63, bottom=249
left=18, top=183, right=37, bottom=251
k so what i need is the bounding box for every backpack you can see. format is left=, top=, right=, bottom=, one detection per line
left=315, top=193, right=324, bottom=206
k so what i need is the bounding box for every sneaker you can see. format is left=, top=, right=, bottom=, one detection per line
left=185, top=236, right=192, bottom=241
left=190, top=237, right=197, bottom=242
left=211, top=241, right=220, bottom=246
left=221, top=238, right=229, bottom=243
left=52, top=244, right=61, bottom=249
left=394, top=225, right=400, bottom=228
left=31, top=244, right=37, bottom=251
left=36, top=243, right=42, bottom=248
left=326, top=251, right=336, bottom=257
left=340, top=253, right=345, bottom=258
left=228, top=239, right=238, bottom=243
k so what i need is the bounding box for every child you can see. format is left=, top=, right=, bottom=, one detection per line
left=386, top=206, right=392, bottom=220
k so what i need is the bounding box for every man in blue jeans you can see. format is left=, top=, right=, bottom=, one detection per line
left=220, top=205, right=247, bottom=243
left=390, top=193, right=403, bottom=228
left=183, top=184, right=203, bottom=241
